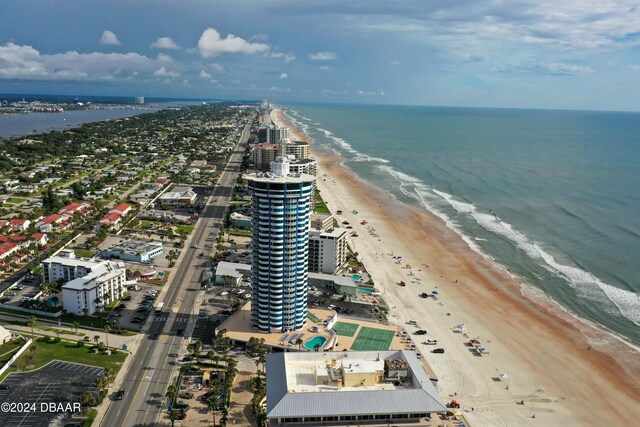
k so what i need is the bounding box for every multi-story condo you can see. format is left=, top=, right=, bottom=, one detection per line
left=288, top=158, right=317, bottom=176
left=42, top=250, right=126, bottom=315
left=282, top=140, right=309, bottom=159
left=245, top=157, right=315, bottom=333
left=308, top=228, right=348, bottom=274
left=267, top=125, right=289, bottom=145
left=253, top=143, right=280, bottom=172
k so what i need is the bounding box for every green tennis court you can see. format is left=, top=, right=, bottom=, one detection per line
left=332, top=321, right=359, bottom=337
left=307, top=312, right=320, bottom=323
left=351, top=326, right=395, bottom=351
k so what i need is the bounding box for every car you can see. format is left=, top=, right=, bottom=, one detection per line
left=419, top=293, right=429, bottom=298
left=83, top=336, right=91, bottom=342
left=191, top=244, right=198, bottom=249
left=150, top=333, right=159, bottom=340
left=432, top=348, right=445, bottom=354
left=0, top=385, right=8, bottom=390
left=423, top=339, right=438, bottom=345
left=176, top=328, right=184, bottom=336
left=414, top=330, right=427, bottom=335
left=122, top=296, right=132, bottom=301
left=219, top=291, right=228, bottom=296
left=342, top=221, right=349, bottom=225
left=131, top=319, right=141, bottom=324
left=346, top=226, right=353, bottom=229
left=114, top=388, right=125, bottom=400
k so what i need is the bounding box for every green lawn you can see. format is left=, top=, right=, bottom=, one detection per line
left=228, top=228, right=250, bottom=237
left=332, top=321, right=359, bottom=337
left=0, top=339, right=23, bottom=359
left=350, top=327, right=395, bottom=351
left=74, top=248, right=96, bottom=259
left=175, top=225, right=194, bottom=235
left=0, top=339, right=127, bottom=381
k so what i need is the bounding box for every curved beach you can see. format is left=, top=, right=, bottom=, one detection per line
left=272, top=107, right=640, bottom=426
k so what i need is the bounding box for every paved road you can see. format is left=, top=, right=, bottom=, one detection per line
left=101, top=117, right=253, bottom=427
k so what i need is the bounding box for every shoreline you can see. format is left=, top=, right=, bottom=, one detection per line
left=271, top=107, right=640, bottom=426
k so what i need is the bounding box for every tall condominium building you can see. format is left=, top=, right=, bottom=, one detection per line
left=308, top=228, right=348, bottom=274
left=283, top=140, right=309, bottom=159
left=245, top=157, right=315, bottom=333
left=288, top=158, right=317, bottom=177
left=267, top=126, right=289, bottom=145
left=253, top=143, right=280, bottom=171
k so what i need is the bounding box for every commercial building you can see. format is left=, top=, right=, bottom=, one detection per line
left=230, top=212, right=251, bottom=229
left=267, top=126, right=289, bottom=145
left=252, top=143, right=280, bottom=172
left=282, top=141, right=309, bottom=160
left=101, top=239, right=163, bottom=263
left=266, top=350, right=447, bottom=425
left=42, top=250, right=126, bottom=316
left=158, top=185, right=197, bottom=206
left=245, top=157, right=315, bottom=332
left=308, top=228, right=348, bottom=274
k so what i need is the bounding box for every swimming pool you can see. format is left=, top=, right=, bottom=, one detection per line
left=357, top=287, right=375, bottom=293
left=351, top=274, right=363, bottom=281
left=304, top=336, right=327, bottom=350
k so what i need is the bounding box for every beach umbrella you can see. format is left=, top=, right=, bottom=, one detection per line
left=432, top=291, right=439, bottom=294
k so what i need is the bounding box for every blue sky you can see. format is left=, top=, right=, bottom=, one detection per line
left=1, top=0, right=640, bottom=110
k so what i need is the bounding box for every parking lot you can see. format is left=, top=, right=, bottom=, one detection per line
left=108, top=282, right=161, bottom=332
left=0, top=360, right=103, bottom=427
left=0, top=275, right=44, bottom=307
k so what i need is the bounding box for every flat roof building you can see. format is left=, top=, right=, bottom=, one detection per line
left=253, top=143, right=280, bottom=172
left=266, top=350, right=447, bottom=425
left=158, top=185, right=197, bottom=206
left=101, top=239, right=163, bottom=263
left=283, top=140, right=309, bottom=160
left=308, top=228, right=348, bottom=274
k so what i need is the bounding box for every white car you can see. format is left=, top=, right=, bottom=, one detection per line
left=423, top=339, right=438, bottom=345
left=220, top=291, right=228, bottom=296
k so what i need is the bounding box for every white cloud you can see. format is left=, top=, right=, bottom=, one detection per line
left=357, top=90, right=385, bottom=96
left=322, top=88, right=349, bottom=95
left=100, top=30, right=121, bottom=46
left=268, top=86, right=291, bottom=93
left=0, top=42, right=173, bottom=81
left=197, top=28, right=269, bottom=58
left=319, top=65, right=330, bottom=70
left=153, top=66, right=179, bottom=78
left=540, top=62, right=593, bottom=75
left=309, top=51, right=338, bottom=61
left=266, top=51, right=296, bottom=62
left=200, top=70, right=212, bottom=79
left=390, top=60, right=401, bottom=65
left=210, top=63, right=225, bottom=73
left=150, top=37, right=180, bottom=50
left=630, top=65, right=640, bottom=71
left=251, top=34, right=269, bottom=42
left=279, top=72, right=288, bottom=79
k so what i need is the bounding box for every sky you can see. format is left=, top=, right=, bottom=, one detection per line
left=1, top=0, right=640, bottom=111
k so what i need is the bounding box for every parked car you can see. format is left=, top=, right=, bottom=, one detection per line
left=432, top=348, right=445, bottom=354
left=114, top=388, right=125, bottom=400
left=423, top=340, right=438, bottom=345
left=414, top=330, right=427, bottom=335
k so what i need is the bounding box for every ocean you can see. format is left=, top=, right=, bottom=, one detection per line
left=283, top=103, right=640, bottom=345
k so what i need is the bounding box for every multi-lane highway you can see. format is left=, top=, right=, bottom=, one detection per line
left=101, top=117, right=253, bottom=427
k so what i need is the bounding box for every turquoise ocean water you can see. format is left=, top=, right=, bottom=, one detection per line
left=283, top=103, right=640, bottom=345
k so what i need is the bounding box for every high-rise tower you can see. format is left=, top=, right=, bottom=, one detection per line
left=245, top=157, right=315, bottom=332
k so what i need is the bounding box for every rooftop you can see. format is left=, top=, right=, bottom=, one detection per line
left=104, top=239, right=162, bottom=255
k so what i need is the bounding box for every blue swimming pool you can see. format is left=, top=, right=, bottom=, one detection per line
left=357, top=287, right=375, bottom=293
left=304, top=336, right=327, bottom=350
left=351, top=274, right=363, bottom=281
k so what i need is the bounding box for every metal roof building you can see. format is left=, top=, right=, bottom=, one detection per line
left=266, top=350, right=447, bottom=425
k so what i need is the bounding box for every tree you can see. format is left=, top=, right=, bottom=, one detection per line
left=27, top=315, right=37, bottom=339
left=295, top=337, right=304, bottom=351
left=165, top=384, right=177, bottom=405
left=207, top=393, right=224, bottom=427
left=168, top=408, right=181, bottom=427
left=79, top=391, right=97, bottom=411
left=93, top=376, right=108, bottom=392
left=73, top=321, right=80, bottom=332
left=71, top=182, right=86, bottom=200
left=104, top=324, right=112, bottom=348
left=93, top=335, right=100, bottom=345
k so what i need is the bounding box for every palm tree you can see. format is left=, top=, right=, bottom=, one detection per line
left=165, top=384, right=177, bottom=405
left=93, top=335, right=100, bottom=345
left=104, top=325, right=111, bottom=348
left=207, top=393, right=224, bottom=427
left=295, top=337, right=304, bottom=351
left=27, top=315, right=37, bottom=340
left=73, top=321, right=80, bottom=332
left=168, top=408, right=181, bottom=427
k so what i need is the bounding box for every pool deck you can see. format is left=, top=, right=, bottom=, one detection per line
left=218, top=303, right=407, bottom=353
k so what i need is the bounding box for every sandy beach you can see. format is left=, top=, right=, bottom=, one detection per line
left=271, top=107, right=640, bottom=426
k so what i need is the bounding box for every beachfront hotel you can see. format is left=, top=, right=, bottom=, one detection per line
left=245, top=157, right=315, bottom=333
left=266, top=350, right=447, bottom=425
